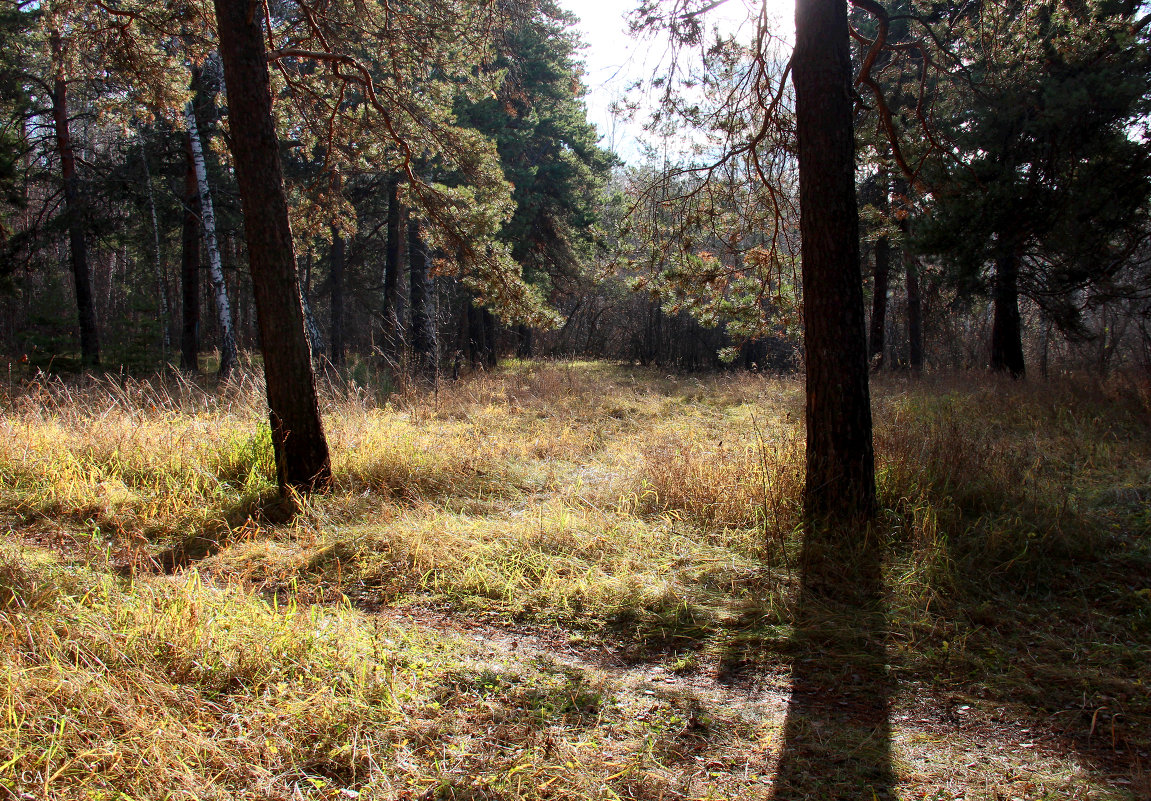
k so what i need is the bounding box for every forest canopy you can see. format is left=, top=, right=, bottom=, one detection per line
left=0, top=0, right=1147, bottom=378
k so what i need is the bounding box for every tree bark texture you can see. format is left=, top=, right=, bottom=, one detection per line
left=180, top=131, right=202, bottom=372
left=408, top=219, right=437, bottom=376
left=185, top=100, right=237, bottom=379
left=213, top=0, right=332, bottom=492
left=990, top=249, right=1025, bottom=377
left=51, top=74, right=100, bottom=367
left=793, top=0, right=876, bottom=521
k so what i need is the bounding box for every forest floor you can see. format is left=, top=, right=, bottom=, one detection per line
left=1, top=360, right=1149, bottom=801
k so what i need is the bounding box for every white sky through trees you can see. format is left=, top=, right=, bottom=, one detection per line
left=556, top=0, right=796, bottom=162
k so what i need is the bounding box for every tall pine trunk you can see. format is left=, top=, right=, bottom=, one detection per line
left=990, top=248, right=1025, bottom=377
left=516, top=324, right=533, bottom=358
left=185, top=100, right=237, bottom=380
left=869, top=235, right=890, bottom=369
left=408, top=219, right=436, bottom=376
left=466, top=301, right=483, bottom=366
left=213, top=0, right=331, bottom=493
left=868, top=171, right=890, bottom=369
left=180, top=131, right=201, bottom=372
left=380, top=175, right=403, bottom=364
left=482, top=308, right=497, bottom=369
left=793, top=0, right=875, bottom=522
left=50, top=65, right=99, bottom=367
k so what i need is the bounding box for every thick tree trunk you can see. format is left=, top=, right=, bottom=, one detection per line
left=180, top=131, right=201, bottom=372
left=213, top=0, right=332, bottom=493
left=793, top=0, right=876, bottom=522
left=408, top=219, right=437, bottom=376
left=380, top=176, right=403, bottom=363
left=869, top=234, right=889, bottom=369
left=329, top=224, right=345, bottom=366
left=50, top=72, right=99, bottom=367
left=990, top=249, right=1025, bottom=377
left=905, top=252, right=923, bottom=372
left=185, top=100, right=237, bottom=380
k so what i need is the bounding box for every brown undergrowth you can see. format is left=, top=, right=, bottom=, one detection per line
left=1, top=361, right=1148, bottom=800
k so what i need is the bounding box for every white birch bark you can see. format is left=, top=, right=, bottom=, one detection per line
left=298, top=253, right=325, bottom=362
left=185, top=102, right=237, bottom=378
left=300, top=287, right=325, bottom=362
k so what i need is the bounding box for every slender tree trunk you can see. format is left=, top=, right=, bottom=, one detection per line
left=869, top=235, right=889, bottom=369
left=466, top=301, right=484, bottom=366
left=482, top=308, right=497, bottom=369
left=185, top=101, right=237, bottom=380
left=516, top=324, right=533, bottom=358
left=1039, top=316, right=1051, bottom=379
left=381, top=175, right=403, bottom=364
left=868, top=172, right=890, bottom=369
left=905, top=252, right=923, bottom=372
left=50, top=69, right=99, bottom=367
left=990, top=248, right=1025, bottom=377
left=300, top=251, right=325, bottom=360
left=408, top=219, right=436, bottom=376
left=213, top=0, right=332, bottom=493
left=329, top=224, right=345, bottom=366
left=139, top=140, right=171, bottom=355
left=180, top=131, right=201, bottom=372
left=793, top=0, right=876, bottom=522
left=301, top=291, right=325, bottom=362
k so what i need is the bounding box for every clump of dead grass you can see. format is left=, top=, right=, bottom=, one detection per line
left=0, top=544, right=457, bottom=800
left=633, top=429, right=803, bottom=550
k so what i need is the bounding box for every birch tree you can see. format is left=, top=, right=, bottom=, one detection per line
left=184, top=95, right=237, bottom=379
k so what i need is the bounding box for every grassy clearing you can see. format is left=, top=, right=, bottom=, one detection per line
left=1, top=361, right=1148, bottom=800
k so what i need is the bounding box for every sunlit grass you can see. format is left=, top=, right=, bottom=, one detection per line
left=1, top=361, right=1148, bottom=799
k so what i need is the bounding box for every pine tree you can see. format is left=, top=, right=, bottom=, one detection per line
left=213, top=0, right=332, bottom=493
left=911, top=0, right=1151, bottom=376
left=794, top=0, right=876, bottom=521
left=455, top=0, right=614, bottom=354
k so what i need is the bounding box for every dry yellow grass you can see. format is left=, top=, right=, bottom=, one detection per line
left=1, top=361, right=1148, bottom=800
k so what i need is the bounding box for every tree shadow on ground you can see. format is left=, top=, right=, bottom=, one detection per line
left=905, top=523, right=1151, bottom=775
left=147, top=490, right=294, bottom=574
left=769, top=526, right=893, bottom=800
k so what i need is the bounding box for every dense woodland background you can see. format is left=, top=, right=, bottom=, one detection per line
left=0, top=0, right=1148, bottom=381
